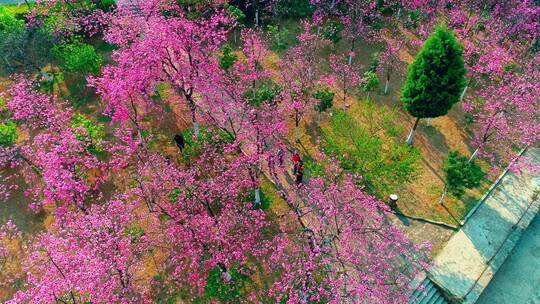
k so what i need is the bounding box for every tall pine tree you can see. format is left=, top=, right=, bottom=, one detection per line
left=401, top=25, right=466, bottom=145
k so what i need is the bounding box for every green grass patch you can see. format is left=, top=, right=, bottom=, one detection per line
left=0, top=3, right=31, bottom=17
left=266, top=19, right=303, bottom=54
left=321, top=101, right=420, bottom=197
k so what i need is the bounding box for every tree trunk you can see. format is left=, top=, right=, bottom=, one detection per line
left=137, top=128, right=143, bottom=144
left=254, top=188, right=261, bottom=206
left=193, top=122, right=200, bottom=137
left=317, top=25, right=321, bottom=35
left=348, top=39, right=355, bottom=65
left=406, top=117, right=420, bottom=145
left=460, top=84, right=469, bottom=102
left=438, top=185, right=448, bottom=205
left=469, top=147, right=479, bottom=162
left=295, top=111, right=300, bottom=142
left=397, top=7, right=402, bottom=18
left=255, top=10, right=259, bottom=26
left=384, top=74, right=390, bottom=95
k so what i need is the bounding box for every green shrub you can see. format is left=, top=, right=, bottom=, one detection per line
left=179, top=127, right=234, bottom=163
left=250, top=82, right=281, bottom=107
left=202, top=265, right=249, bottom=303
left=54, top=40, right=103, bottom=75
left=361, top=71, right=380, bottom=98
left=401, top=25, right=466, bottom=119
left=314, top=87, right=334, bottom=113
left=225, top=4, right=245, bottom=24
left=322, top=19, right=343, bottom=44
left=267, top=24, right=290, bottom=51
left=303, top=158, right=325, bottom=180
left=0, top=7, right=24, bottom=32
left=369, top=52, right=380, bottom=72
left=218, top=44, right=238, bottom=71
left=0, top=121, right=17, bottom=147
left=71, top=113, right=105, bottom=155
left=96, top=0, right=116, bottom=11
left=443, top=151, right=485, bottom=198
left=123, top=226, right=145, bottom=243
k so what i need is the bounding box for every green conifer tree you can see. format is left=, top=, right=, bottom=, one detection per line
left=401, top=25, right=466, bottom=145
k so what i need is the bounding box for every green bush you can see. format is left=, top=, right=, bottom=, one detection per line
left=179, top=127, right=234, bottom=163
left=71, top=113, right=105, bottom=155
left=123, top=226, right=145, bottom=243
left=0, top=7, right=56, bottom=76
left=225, top=4, right=245, bottom=24
left=202, top=265, right=249, bottom=303
left=96, top=0, right=116, bottom=11
left=303, top=158, right=325, bottom=180
left=369, top=52, right=380, bottom=72
left=443, top=151, right=485, bottom=197
left=314, top=87, right=334, bottom=113
left=322, top=19, right=343, bottom=44
left=250, top=82, right=281, bottom=107
left=0, top=121, right=17, bottom=147
left=361, top=71, right=380, bottom=97
left=267, top=24, right=290, bottom=51
left=0, top=7, right=24, bottom=32
left=401, top=25, right=466, bottom=119
left=54, top=40, right=103, bottom=75
left=218, top=44, right=238, bottom=71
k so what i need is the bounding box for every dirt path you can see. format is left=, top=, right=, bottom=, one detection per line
left=256, top=144, right=455, bottom=256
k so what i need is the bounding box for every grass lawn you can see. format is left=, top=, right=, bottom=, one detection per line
left=0, top=3, right=31, bottom=16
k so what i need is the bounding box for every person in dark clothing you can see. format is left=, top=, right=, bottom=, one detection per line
left=277, top=148, right=284, bottom=168
left=174, top=133, right=185, bottom=152
left=292, top=151, right=300, bottom=175
left=295, top=160, right=304, bottom=185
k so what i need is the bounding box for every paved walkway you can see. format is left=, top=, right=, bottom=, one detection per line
left=389, top=213, right=454, bottom=255
left=476, top=210, right=540, bottom=304
left=426, top=148, right=540, bottom=304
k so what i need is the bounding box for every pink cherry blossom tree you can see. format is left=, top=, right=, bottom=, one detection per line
left=125, top=144, right=269, bottom=297
left=279, top=23, right=331, bottom=142
left=265, top=172, right=430, bottom=303
left=463, top=58, right=540, bottom=170
left=2, top=79, right=106, bottom=214
left=93, top=2, right=232, bottom=136
left=378, top=39, right=405, bottom=95
left=327, top=54, right=362, bottom=106
left=9, top=199, right=151, bottom=303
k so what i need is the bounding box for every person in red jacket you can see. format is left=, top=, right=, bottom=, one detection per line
left=292, top=151, right=300, bottom=174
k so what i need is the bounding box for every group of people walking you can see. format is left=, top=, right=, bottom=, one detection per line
left=291, top=151, right=303, bottom=185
